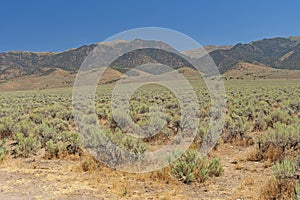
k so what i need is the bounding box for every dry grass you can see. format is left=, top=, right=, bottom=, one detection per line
left=246, top=148, right=263, bottom=162
left=263, top=145, right=285, bottom=162
left=0, top=142, right=274, bottom=199
left=0, top=67, right=122, bottom=91
left=260, top=177, right=295, bottom=200
left=224, top=61, right=300, bottom=79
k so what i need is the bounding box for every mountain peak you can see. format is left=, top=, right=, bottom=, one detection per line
left=1, top=36, right=300, bottom=86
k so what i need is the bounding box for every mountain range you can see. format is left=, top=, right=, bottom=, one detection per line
left=1, top=36, right=300, bottom=90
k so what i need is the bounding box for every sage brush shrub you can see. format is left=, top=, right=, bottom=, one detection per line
left=45, top=139, right=67, bottom=159
left=14, top=133, right=41, bottom=158
left=223, top=115, right=250, bottom=142
left=295, top=153, right=300, bottom=169
left=263, top=157, right=300, bottom=199
left=253, top=114, right=269, bottom=131
left=170, top=150, right=223, bottom=184
left=258, top=122, right=300, bottom=153
left=29, top=113, right=43, bottom=124
left=208, top=158, right=223, bottom=177
left=34, top=123, right=59, bottom=147
left=198, top=165, right=209, bottom=183
left=45, top=118, right=69, bottom=132
left=0, top=117, right=15, bottom=138
left=270, top=110, right=291, bottom=125
left=63, top=131, right=82, bottom=155
left=272, top=157, right=296, bottom=179
left=14, top=120, right=34, bottom=137
left=295, top=181, right=300, bottom=200
left=0, top=139, right=8, bottom=160
left=45, top=131, right=83, bottom=159
left=171, top=150, right=198, bottom=184
left=119, top=135, right=147, bottom=161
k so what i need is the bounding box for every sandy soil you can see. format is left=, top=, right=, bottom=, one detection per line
left=0, top=143, right=271, bottom=200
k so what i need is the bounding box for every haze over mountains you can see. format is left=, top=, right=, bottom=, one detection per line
left=1, top=36, right=300, bottom=90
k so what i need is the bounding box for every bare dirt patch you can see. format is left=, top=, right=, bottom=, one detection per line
left=0, top=143, right=271, bottom=199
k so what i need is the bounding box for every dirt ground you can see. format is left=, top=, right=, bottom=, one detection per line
left=0, top=143, right=271, bottom=200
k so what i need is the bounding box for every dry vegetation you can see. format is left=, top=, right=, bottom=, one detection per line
left=0, top=78, right=299, bottom=199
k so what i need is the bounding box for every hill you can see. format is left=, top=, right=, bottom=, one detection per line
left=207, top=37, right=300, bottom=73
left=224, top=62, right=300, bottom=79
left=1, top=37, right=300, bottom=90
left=182, top=45, right=232, bottom=58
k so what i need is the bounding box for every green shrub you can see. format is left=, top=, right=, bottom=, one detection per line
left=223, top=116, right=250, bottom=142
left=62, top=131, right=82, bottom=155
left=85, top=126, right=111, bottom=149
left=253, top=115, right=269, bottom=131
left=170, top=150, right=198, bottom=184
left=197, top=157, right=223, bottom=182
left=258, top=122, right=300, bottom=153
left=57, top=109, right=73, bottom=121
left=45, top=118, right=69, bottom=132
left=14, top=120, right=33, bottom=137
left=198, top=164, right=209, bottom=183
left=45, top=139, right=67, bottom=159
left=96, top=106, right=109, bottom=120
left=44, top=131, right=82, bottom=159
left=111, top=109, right=132, bottom=131
left=170, top=150, right=223, bottom=184
left=0, top=139, right=8, bottom=160
left=295, top=181, right=300, bottom=200
left=271, top=110, right=291, bottom=125
left=29, top=113, right=43, bottom=124
left=272, top=158, right=295, bottom=179
left=14, top=133, right=41, bottom=158
left=34, top=123, right=59, bottom=147
left=263, top=157, right=299, bottom=199
left=208, top=158, right=223, bottom=177
left=120, top=136, right=147, bottom=155
left=295, top=153, right=300, bottom=169
left=0, top=117, right=15, bottom=138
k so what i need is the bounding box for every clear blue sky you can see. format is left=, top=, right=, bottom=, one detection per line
left=1, top=0, right=300, bottom=52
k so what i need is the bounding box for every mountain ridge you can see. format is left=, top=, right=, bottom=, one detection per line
left=1, top=36, right=300, bottom=86
left=207, top=37, right=300, bottom=73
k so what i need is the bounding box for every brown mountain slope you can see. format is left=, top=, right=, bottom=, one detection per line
left=224, top=62, right=300, bottom=79
left=0, top=68, right=122, bottom=91
left=182, top=45, right=232, bottom=58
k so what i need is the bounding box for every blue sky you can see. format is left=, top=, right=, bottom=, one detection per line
left=1, top=0, right=300, bottom=52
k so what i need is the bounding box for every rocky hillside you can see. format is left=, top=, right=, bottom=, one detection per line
left=0, top=45, right=96, bottom=75
left=183, top=45, right=232, bottom=58
left=1, top=37, right=300, bottom=82
left=207, top=37, right=300, bottom=73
